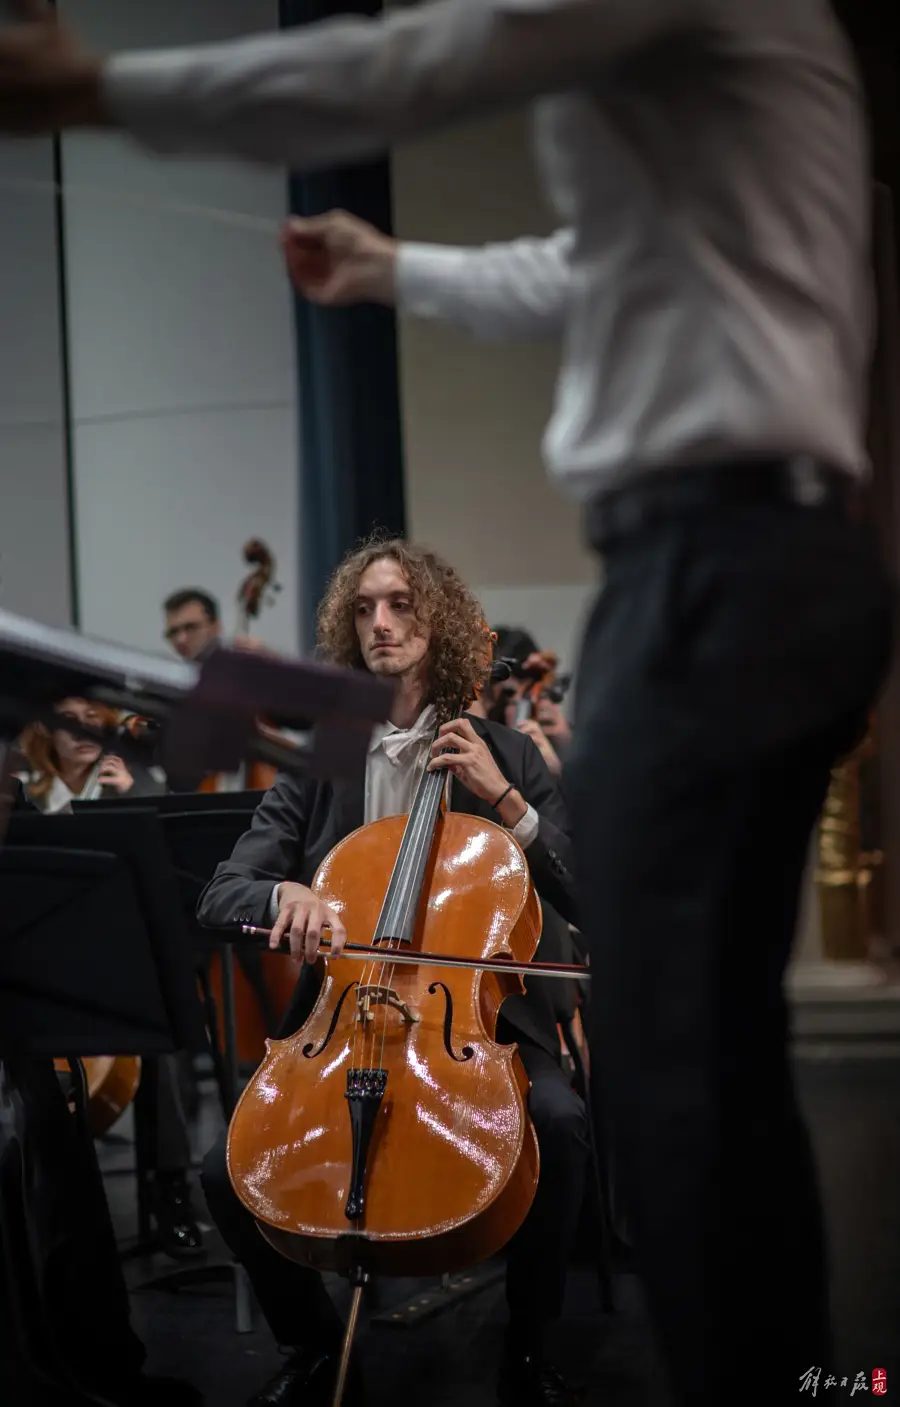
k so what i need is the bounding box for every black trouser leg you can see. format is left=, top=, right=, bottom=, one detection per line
left=505, top=1041, right=590, bottom=1340
left=565, top=500, right=893, bottom=1407
left=1, top=1059, right=146, bottom=1393
left=201, top=1133, right=342, bottom=1348
left=153, top=1054, right=192, bottom=1172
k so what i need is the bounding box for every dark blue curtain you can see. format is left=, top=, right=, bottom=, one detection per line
left=279, top=0, right=407, bottom=644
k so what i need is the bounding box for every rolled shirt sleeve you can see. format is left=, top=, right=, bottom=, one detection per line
left=396, top=230, right=573, bottom=340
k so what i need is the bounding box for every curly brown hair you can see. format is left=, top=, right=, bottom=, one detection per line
left=316, top=537, right=493, bottom=720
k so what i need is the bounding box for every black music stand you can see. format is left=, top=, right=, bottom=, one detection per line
left=75, top=792, right=281, bottom=1333
left=74, top=791, right=262, bottom=1118
left=0, top=825, right=207, bottom=1405
left=0, top=816, right=206, bottom=1059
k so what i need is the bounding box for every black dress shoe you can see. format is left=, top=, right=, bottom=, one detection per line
left=248, top=1346, right=365, bottom=1407
left=150, top=1169, right=205, bottom=1258
left=498, top=1350, right=581, bottom=1406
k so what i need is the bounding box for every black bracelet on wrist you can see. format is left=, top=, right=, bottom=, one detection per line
left=492, top=782, right=515, bottom=810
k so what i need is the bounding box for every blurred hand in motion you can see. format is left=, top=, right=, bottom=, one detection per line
left=280, top=209, right=397, bottom=308
left=0, top=1, right=107, bottom=134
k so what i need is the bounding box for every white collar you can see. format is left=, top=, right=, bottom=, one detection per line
left=369, top=703, right=437, bottom=761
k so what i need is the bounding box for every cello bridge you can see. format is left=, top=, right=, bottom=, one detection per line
left=356, top=984, right=418, bottom=1027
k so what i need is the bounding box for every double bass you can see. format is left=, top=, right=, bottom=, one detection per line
left=200, top=538, right=302, bottom=1064
left=199, top=537, right=282, bottom=795
left=226, top=707, right=589, bottom=1405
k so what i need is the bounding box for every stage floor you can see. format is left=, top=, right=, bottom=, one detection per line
left=99, top=1049, right=900, bottom=1407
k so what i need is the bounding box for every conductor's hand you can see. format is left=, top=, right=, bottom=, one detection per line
left=0, top=3, right=108, bottom=135
left=279, top=210, right=397, bottom=308
left=270, top=882, right=347, bottom=964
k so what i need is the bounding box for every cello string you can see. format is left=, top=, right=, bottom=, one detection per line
left=0, top=174, right=281, bottom=237
left=370, top=756, right=432, bottom=1073
left=348, top=911, right=377, bottom=1076
left=373, top=783, right=421, bottom=1074
left=370, top=798, right=416, bottom=1075
left=375, top=760, right=445, bottom=1073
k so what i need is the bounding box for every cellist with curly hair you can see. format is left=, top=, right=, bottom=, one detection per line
left=197, top=538, right=588, bottom=1407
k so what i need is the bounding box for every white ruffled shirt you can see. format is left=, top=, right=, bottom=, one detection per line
left=269, top=707, right=538, bottom=917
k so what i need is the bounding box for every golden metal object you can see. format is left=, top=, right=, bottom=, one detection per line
left=815, top=729, right=883, bottom=961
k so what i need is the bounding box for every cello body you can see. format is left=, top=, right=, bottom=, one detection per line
left=202, top=945, right=301, bottom=1065
left=227, top=810, right=542, bottom=1276
left=52, top=1056, right=142, bottom=1137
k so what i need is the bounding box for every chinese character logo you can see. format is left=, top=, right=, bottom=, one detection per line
left=800, top=1368, right=822, bottom=1396
left=799, top=1366, right=886, bottom=1396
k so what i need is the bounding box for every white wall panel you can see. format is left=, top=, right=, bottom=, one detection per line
left=60, top=146, right=294, bottom=423
left=60, top=0, right=302, bottom=654
left=0, top=426, right=73, bottom=626
left=73, top=407, right=298, bottom=654
left=0, top=138, right=72, bottom=626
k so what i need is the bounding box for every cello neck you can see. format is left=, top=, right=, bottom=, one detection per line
left=373, top=728, right=447, bottom=947
left=512, top=695, right=533, bottom=726
left=79, top=757, right=106, bottom=802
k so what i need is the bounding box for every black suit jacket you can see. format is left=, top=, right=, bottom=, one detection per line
left=197, top=714, right=578, bottom=1056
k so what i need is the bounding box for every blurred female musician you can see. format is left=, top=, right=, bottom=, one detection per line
left=17, top=695, right=203, bottom=1258
left=18, top=696, right=164, bottom=811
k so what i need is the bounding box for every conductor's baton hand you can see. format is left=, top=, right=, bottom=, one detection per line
left=280, top=209, right=397, bottom=308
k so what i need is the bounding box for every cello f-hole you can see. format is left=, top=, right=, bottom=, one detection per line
left=302, top=982, right=359, bottom=1059
left=427, top=982, right=474, bottom=1063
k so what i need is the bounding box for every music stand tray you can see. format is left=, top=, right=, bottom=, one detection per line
left=0, top=813, right=206, bottom=1058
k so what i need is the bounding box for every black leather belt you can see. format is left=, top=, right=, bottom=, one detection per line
left=586, top=456, right=866, bottom=550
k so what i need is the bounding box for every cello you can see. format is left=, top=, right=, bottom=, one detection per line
left=226, top=706, right=588, bottom=1406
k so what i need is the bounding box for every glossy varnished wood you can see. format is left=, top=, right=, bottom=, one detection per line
left=54, top=1055, right=142, bottom=1136
left=227, top=811, right=542, bottom=1275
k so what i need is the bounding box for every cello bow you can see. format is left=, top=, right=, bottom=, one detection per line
left=240, top=923, right=590, bottom=982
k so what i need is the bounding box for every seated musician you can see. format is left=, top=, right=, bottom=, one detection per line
left=18, top=696, right=165, bottom=811
left=489, top=626, right=573, bottom=778
left=198, top=539, right=589, bottom=1407
left=18, top=697, right=204, bottom=1258
left=163, top=587, right=223, bottom=663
